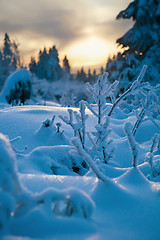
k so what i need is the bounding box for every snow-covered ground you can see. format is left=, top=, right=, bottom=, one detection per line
left=0, top=102, right=160, bottom=240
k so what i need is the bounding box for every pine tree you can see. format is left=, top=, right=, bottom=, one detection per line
left=46, top=46, right=62, bottom=81
left=11, top=40, right=21, bottom=68
left=100, top=66, right=104, bottom=75
left=29, top=57, right=37, bottom=74
left=3, top=33, right=12, bottom=69
left=79, top=67, right=86, bottom=82
left=31, top=46, right=63, bottom=81
left=0, top=33, right=20, bottom=90
left=63, top=55, right=70, bottom=74
left=0, top=51, right=4, bottom=88
left=87, top=68, right=91, bottom=78
left=37, top=47, right=48, bottom=79
left=106, top=0, right=160, bottom=93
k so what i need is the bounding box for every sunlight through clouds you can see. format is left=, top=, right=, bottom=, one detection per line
left=0, top=0, right=131, bottom=67
left=65, top=36, right=115, bottom=67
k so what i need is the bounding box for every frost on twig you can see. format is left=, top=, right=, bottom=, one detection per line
left=108, top=65, right=148, bottom=117
left=71, top=137, right=110, bottom=183
left=86, top=72, right=119, bottom=123
left=132, top=91, right=160, bottom=135
left=43, top=115, right=55, bottom=127
left=60, top=93, right=76, bottom=108
left=59, top=101, right=88, bottom=148
left=85, top=73, right=117, bottom=162
left=88, top=117, right=116, bottom=164
left=74, top=100, right=88, bottom=148
left=59, top=109, right=79, bottom=137
left=124, top=122, right=139, bottom=168
left=145, top=133, right=160, bottom=177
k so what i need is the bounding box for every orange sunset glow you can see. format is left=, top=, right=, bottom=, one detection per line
left=0, top=0, right=131, bottom=69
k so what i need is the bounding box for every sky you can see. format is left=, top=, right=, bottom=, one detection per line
left=0, top=0, right=132, bottom=71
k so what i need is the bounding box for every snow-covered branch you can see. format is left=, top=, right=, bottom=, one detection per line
left=124, top=122, right=139, bottom=168
left=71, top=137, right=110, bottom=183
left=145, top=134, right=159, bottom=175
left=108, top=65, right=148, bottom=117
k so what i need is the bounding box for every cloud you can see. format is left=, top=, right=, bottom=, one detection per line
left=0, top=0, right=89, bottom=49
left=0, top=0, right=132, bottom=63
left=92, top=0, right=130, bottom=8
left=93, top=19, right=133, bottom=43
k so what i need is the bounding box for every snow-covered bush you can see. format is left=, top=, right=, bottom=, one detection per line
left=59, top=101, right=88, bottom=149
left=85, top=73, right=118, bottom=163
left=71, top=66, right=160, bottom=179
left=84, top=67, right=147, bottom=164
left=0, top=69, right=32, bottom=105
left=85, top=72, right=118, bottom=122
left=60, top=93, right=76, bottom=107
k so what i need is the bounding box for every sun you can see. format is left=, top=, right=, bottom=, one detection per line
left=65, top=36, right=112, bottom=67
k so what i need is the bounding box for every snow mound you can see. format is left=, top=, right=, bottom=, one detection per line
left=18, top=145, right=88, bottom=176
left=34, top=121, right=70, bottom=146
left=0, top=69, right=32, bottom=104
left=117, top=168, right=151, bottom=189
left=0, top=133, right=19, bottom=232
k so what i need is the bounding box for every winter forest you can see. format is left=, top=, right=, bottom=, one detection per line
left=1, top=0, right=160, bottom=240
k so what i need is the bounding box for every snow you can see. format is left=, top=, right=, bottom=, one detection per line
left=0, top=69, right=32, bottom=104
left=0, top=100, right=160, bottom=239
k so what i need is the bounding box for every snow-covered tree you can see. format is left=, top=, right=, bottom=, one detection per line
left=77, top=67, right=87, bottom=82
left=29, top=57, right=37, bottom=74
left=36, top=47, right=48, bottom=79
left=3, top=33, right=13, bottom=70
left=47, top=46, right=62, bottom=81
left=29, top=46, right=63, bottom=81
left=0, top=33, right=21, bottom=90
left=106, top=0, right=160, bottom=93
left=63, top=55, right=70, bottom=74
left=0, top=51, right=4, bottom=89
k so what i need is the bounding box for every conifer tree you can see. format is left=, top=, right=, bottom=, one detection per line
left=0, top=51, right=4, bottom=88
left=30, top=45, right=63, bottom=81
left=106, top=0, right=160, bottom=93
left=37, top=47, right=48, bottom=79
left=63, top=55, right=70, bottom=74
left=47, top=45, right=62, bottom=81
left=0, top=33, right=20, bottom=89
left=29, top=57, right=37, bottom=74
left=3, top=33, right=12, bottom=67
